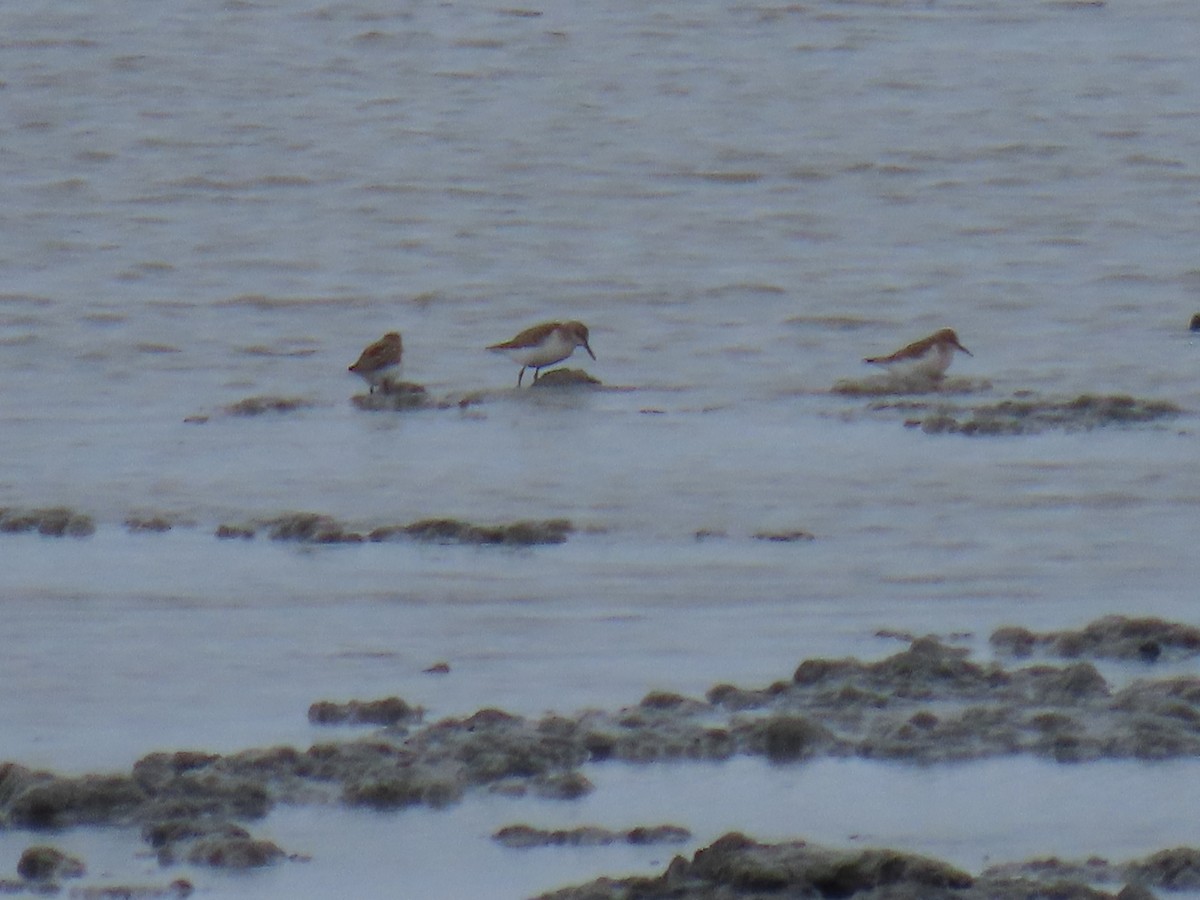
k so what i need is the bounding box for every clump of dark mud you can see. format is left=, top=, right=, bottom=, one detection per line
left=694, top=528, right=817, bottom=543
left=214, top=523, right=256, bottom=540
left=16, top=844, right=86, bottom=880
left=493, top=823, right=691, bottom=849
left=184, top=395, right=316, bottom=423
left=376, top=517, right=574, bottom=546
left=992, top=616, right=1200, bottom=662
left=308, top=697, right=423, bottom=727
left=125, top=514, right=183, bottom=534
left=213, top=513, right=574, bottom=546
left=0, top=506, right=95, bottom=537
left=0, top=755, right=286, bottom=872
left=985, top=846, right=1200, bottom=894
left=143, top=818, right=253, bottom=862
left=535, top=832, right=1178, bottom=900
left=223, top=395, right=315, bottom=417
left=529, top=368, right=601, bottom=388
left=183, top=835, right=285, bottom=869
left=832, top=374, right=980, bottom=397
left=63, top=880, right=194, bottom=898
left=752, top=529, right=815, bottom=543
left=350, top=381, right=432, bottom=411
left=348, top=371, right=603, bottom=412
left=2, top=842, right=193, bottom=898
left=877, top=393, right=1181, bottom=435
left=536, top=832, right=975, bottom=899
left=262, top=512, right=365, bottom=543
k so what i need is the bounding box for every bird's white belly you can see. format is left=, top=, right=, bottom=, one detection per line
left=890, top=344, right=953, bottom=378
left=502, top=333, right=574, bottom=368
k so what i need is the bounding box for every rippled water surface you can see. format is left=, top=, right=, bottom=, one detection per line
left=2, top=0, right=1199, bottom=896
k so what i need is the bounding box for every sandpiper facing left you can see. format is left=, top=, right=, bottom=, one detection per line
left=487, top=320, right=595, bottom=386
left=864, top=328, right=971, bottom=380
left=348, top=331, right=403, bottom=393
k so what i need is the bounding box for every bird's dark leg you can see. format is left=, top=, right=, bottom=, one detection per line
left=517, top=366, right=526, bottom=387
left=532, top=367, right=541, bottom=383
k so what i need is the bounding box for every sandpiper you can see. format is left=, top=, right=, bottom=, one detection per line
left=348, top=331, right=403, bottom=393
left=487, top=320, right=596, bottom=386
left=864, top=328, right=971, bottom=380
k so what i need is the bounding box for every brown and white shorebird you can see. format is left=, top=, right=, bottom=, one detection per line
left=348, top=331, right=403, bottom=393
left=864, top=328, right=972, bottom=380
left=487, top=320, right=596, bottom=386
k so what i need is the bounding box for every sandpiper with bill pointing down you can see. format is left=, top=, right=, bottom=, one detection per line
left=864, top=327, right=971, bottom=381
left=488, top=320, right=596, bottom=386
left=348, top=331, right=403, bottom=394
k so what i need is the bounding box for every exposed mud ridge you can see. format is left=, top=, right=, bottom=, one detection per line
left=16, top=844, right=86, bottom=880
left=695, top=528, right=818, bottom=543
left=992, top=616, right=1200, bottom=663
left=124, top=515, right=177, bottom=533
left=534, top=831, right=1184, bottom=900
left=0, top=755, right=288, bottom=872
left=0, top=864, right=194, bottom=899
left=214, top=513, right=574, bottom=545
left=349, top=370, right=603, bottom=412
left=752, top=529, right=816, bottom=543
left=528, top=368, right=601, bottom=388
left=375, top=517, right=574, bottom=546
left=308, top=696, right=424, bottom=727
left=350, top=381, right=433, bottom=411
left=985, top=847, right=1200, bottom=894
left=67, top=880, right=196, bottom=898
left=183, top=395, right=317, bottom=423
left=493, top=823, right=692, bottom=849
left=0, top=506, right=96, bottom=537
left=223, top=395, right=316, bottom=417
left=875, top=393, right=1181, bottom=435
left=832, top=374, right=981, bottom=396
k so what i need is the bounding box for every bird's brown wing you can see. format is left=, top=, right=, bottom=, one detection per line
left=487, top=321, right=560, bottom=350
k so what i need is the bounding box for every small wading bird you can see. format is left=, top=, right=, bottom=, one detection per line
left=864, top=327, right=972, bottom=380
left=487, top=320, right=596, bottom=386
left=348, top=331, right=403, bottom=394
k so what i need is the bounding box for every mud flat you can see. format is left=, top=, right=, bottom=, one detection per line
left=4, top=616, right=1200, bottom=897
left=527, top=369, right=601, bottom=388
left=535, top=831, right=1179, bottom=900
left=830, top=376, right=1184, bottom=435
left=215, top=512, right=575, bottom=546
left=0, top=507, right=575, bottom=546
left=832, top=374, right=982, bottom=397
left=349, top=381, right=432, bottom=411
left=872, top=393, right=1181, bottom=435
left=183, top=394, right=318, bottom=423
left=493, top=824, right=692, bottom=850
left=991, top=616, right=1200, bottom=663
left=349, top=369, right=603, bottom=412
left=0, top=507, right=95, bottom=537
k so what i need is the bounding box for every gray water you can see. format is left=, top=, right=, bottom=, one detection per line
left=2, top=0, right=1200, bottom=896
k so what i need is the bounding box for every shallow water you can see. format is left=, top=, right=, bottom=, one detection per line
left=2, top=0, right=1200, bottom=895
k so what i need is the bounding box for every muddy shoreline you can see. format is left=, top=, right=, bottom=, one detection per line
left=3, top=616, right=1200, bottom=896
